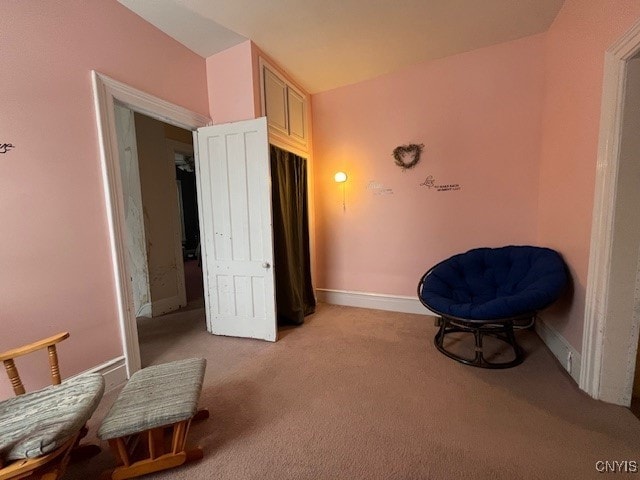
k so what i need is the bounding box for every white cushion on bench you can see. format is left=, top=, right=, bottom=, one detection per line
left=0, top=373, right=105, bottom=461
left=98, top=358, right=206, bottom=440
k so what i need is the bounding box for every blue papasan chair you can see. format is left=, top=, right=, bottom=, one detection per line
left=417, top=246, right=567, bottom=368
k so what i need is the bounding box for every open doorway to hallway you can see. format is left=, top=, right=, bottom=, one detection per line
left=610, top=52, right=640, bottom=420
left=171, top=140, right=204, bottom=304
left=611, top=52, right=640, bottom=419
left=114, top=104, right=205, bottom=368
left=582, top=20, right=640, bottom=410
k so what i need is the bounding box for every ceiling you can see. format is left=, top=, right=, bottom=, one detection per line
left=118, top=0, right=564, bottom=94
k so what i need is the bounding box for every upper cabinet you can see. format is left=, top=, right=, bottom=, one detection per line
left=259, top=58, right=309, bottom=151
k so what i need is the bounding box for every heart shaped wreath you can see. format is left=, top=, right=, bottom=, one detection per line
left=393, top=143, right=424, bottom=171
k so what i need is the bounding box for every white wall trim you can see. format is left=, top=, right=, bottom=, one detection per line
left=535, top=317, right=581, bottom=385
left=152, top=295, right=185, bottom=317
left=316, top=288, right=435, bottom=316
left=582, top=18, right=640, bottom=405
left=92, top=71, right=210, bottom=379
left=70, top=356, right=127, bottom=393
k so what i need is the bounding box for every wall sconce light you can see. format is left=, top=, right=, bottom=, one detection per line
left=334, top=171, right=347, bottom=211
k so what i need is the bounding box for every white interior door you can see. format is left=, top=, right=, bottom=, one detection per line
left=195, top=117, right=277, bottom=341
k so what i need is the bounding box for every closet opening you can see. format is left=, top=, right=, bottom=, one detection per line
left=270, top=144, right=316, bottom=327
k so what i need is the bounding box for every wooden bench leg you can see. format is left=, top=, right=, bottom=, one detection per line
left=147, top=428, right=165, bottom=459
left=110, top=452, right=187, bottom=480
left=185, top=447, right=204, bottom=462
left=102, top=412, right=208, bottom=480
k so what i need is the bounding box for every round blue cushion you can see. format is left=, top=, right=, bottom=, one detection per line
left=419, top=246, right=567, bottom=320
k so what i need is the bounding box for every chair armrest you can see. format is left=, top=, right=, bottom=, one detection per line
left=0, top=332, right=69, bottom=362
left=0, top=332, right=70, bottom=395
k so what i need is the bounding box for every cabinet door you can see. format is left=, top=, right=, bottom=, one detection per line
left=260, top=57, right=310, bottom=152
left=263, top=66, right=289, bottom=138
left=287, top=87, right=307, bottom=145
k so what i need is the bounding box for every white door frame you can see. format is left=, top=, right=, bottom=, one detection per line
left=92, top=71, right=210, bottom=377
left=582, top=19, right=640, bottom=405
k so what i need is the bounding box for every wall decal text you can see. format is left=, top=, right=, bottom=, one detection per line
left=420, top=175, right=462, bottom=192
left=367, top=180, right=394, bottom=196
left=0, top=143, right=15, bottom=154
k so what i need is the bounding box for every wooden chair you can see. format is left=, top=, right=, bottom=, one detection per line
left=0, top=332, right=105, bottom=480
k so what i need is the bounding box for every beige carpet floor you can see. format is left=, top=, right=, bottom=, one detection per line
left=66, top=302, right=640, bottom=479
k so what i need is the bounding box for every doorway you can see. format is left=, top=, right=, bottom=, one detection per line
left=114, top=107, right=206, bottom=367
left=93, top=71, right=210, bottom=376
left=170, top=140, right=204, bottom=304
left=94, top=72, right=314, bottom=377
left=581, top=19, right=640, bottom=408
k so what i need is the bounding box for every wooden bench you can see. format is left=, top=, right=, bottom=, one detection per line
left=98, top=358, right=208, bottom=480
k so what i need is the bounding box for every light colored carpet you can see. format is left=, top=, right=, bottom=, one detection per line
left=66, top=302, right=640, bottom=479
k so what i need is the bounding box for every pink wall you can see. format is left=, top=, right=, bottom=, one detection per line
left=537, top=0, right=640, bottom=351
left=5, top=0, right=639, bottom=399
left=206, top=40, right=259, bottom=123
left=312, top=35, right=545, bottom=296
left=206, top=40, right=309, bottom=126
left=0, top=1, right=208, bottom=398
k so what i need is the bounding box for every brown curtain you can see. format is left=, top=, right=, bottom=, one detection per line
left=270, top=145, right=316, bottom=325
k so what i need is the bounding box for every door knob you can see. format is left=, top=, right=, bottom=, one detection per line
left=262, top=262, right=271, bottom=269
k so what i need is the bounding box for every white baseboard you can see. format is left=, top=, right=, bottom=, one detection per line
left=535, top=317, right=581, bottom=384
left=316, top=288, right=436, bottom=316
left=72, top=356, right=127, bottom=393
left=152, top=296, right=184, bottom=317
